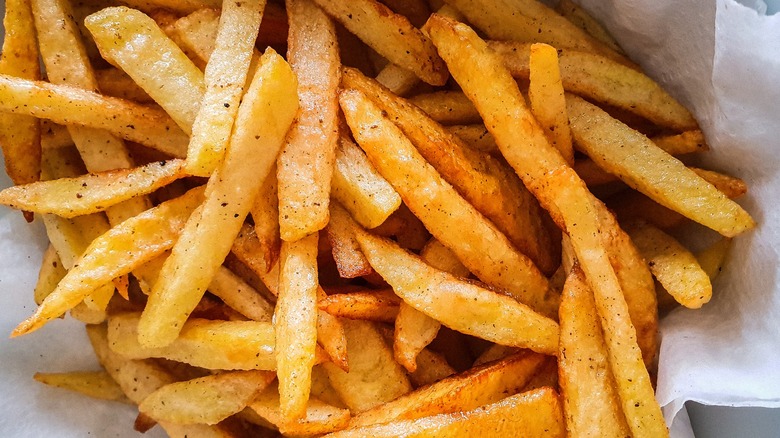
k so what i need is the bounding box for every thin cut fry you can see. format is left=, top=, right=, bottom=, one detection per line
left=0, top=0, right=41, bottom=187
left=407, top=91, right=483, bottom=125
left=138, top=49, right=297, bottom=348
left=556, top=0, right=623, bottom=53
left=94, top=68, right=154, bottom=103
left=277, top=0, right=341, bottom=241
left=250, top=170, right=282, bottom=273
left=186, top=0, right=266, bottom=176
left=529, top=43, right=573, bottom=164
left=312, top=0, right=447, bottom=85
left=34, top=370, right=129, bottom=402
left=11, top=187, right=204, bottom=337
left=318, top=289, right=401, bottom=322
left=340, top=88, right=556, bottom=316
left=33, top=245, right=66, bottom=305
left=327, top=202, right=373, bottom=278
left=0, top=159, right=187, bottom=217
left=248, top=383, right=352, bottom=436
left=696, top=238, right=732, bottom=280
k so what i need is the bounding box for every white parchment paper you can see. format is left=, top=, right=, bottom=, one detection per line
left=1, top=0, right=779, bottom=436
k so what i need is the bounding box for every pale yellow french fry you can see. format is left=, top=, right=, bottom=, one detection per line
left=171, top=8, right=222, bottom=65
left=186, top=0, right=266, bottom=176
left=559, top=266, right=631, bottom=437
left=208, top=267, right=275, bottom=322
left=419, top=237, right=469, bottom=278
left=529, top=43, right=573, bottom=164
left=331, top=135, right=401, bottom=229
left=0, top=75, right=188, bottom=156
left=138, top=49, right=297, bottom=348
left=34, top=370, right=129, bottom=403
left=33, top=245, right=67, bottom=305
left=277, top=0, right=341, bottom=241
left=567, top=94, right=753, bottom=237
left=328, top=387, right=564, bottom=437
left=627, top=222, right=712, bottom=309
left=275, top=232, right=320, bottom=421
left=323, top=319, right=412, bottom=413
left=94, top=68, right=154, bottom=103
left=0, top=0, right=41, bottom=187
left=444, top=0, right=629, bottom=65
left=428, top=15, right=668, bottom=437
left=318, top=289, right=401, bottom=323
left=11, top=187, right=204, bottom=337
left=408, top=347, right=456, bottom=387
left=355, top=229, right=559, bottom=354
left=86, top=325, right=237, bottom=438
left=85, top=7, right=205, bottom=133
left=248, top=382, right=352, bottom=436
left=0, top=159, right=187, bottom=217
left=696, top=238, right=732, bottom=280
left=313, top=0, right=447, bottom=86
left=139, top=370, right=276, bottom=425
left=339, top=88, right=556, bottom=317
left=348, top=351, right=545, bottom=427
left=315, top=286, right=349, bottom=372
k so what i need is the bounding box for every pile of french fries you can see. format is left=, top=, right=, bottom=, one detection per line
left=0, top=0, right=755, bottom=436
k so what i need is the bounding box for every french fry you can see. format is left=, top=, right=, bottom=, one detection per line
left=323, top=319, right=412, bottom=413
left=208, top=267, right=275, bottom=322
left=171, top=8, right=223, bottom=65
left=428, top=15, right=668, bottom=436
left=139, top=370, right=276, bottom=425
left=249, top=169, right=282, bottom=273
left=407, top=91, right=483, bottom=125
left=381, top=0, right=430, bottom=27
left=314, top=286, right=349, bottom=372
left=119, top=0, right=221, bottom=15
left=327, top=202, right=373, bottom=278
left=33, top=245, right=66, bottom=305
left=331, top=135, right=402, bottom=229
left=529, top=43, right=574, bottom=164
left=0, top=159, right=187, bottom=217
left=94, top=68, right=154, bottom=104
left=11, top=187, right=205, bottom=337
left=185, top=0, right=267, bottom=176
left=446, top=124, right=498, bottom=154
left=0, top=0, right=41, bottom=188
left=248, top=382, right=352, bottom=436
left=340, top=88, right=557, bottom=317
left=342, top=67, right=559, bottom=274
left=138, top=49, right=297, bottom=348
left=696, top=238, right=732, bottom=280
left=312, top=0, right=447, bottom=86
left=34, top=370, right=129, bottom=403
left=318, top=288, right=401, bottom=322
left=349, top=351, right=546, bottom=427
left=408, top=347, right=456, bottom=387
left=559, top=266, right=630, bottom=437
left=275, top=233, right=320, bottom=420
left=473, top=344, right=519, bottom=367
left=419, top=238, right=469, bottom=277
left=0, top=75, right=189, bottom=157
left=277, top=0, right=341, bottom=241
left=627, top=222, right=712, bottom=309
left=567, top=94, right=754, bottom=237
left=85, top=7, right=206, bottom=133
left=556, top=0, right=623, bottom=53
left=444, top=0, right=629, bottom=65
left=355, top=228, right=559, bottom=354
left=329, top=387, right=564, bottom=437
left=311, top=365, right=348, bottom=409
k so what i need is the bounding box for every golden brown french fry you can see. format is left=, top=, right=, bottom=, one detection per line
left=139, top=370, right=276, bottom=425
left=473, top=344, right=519, bottom=367
left=34, top=370, right=129, bottom=402
left=556, top=0, right=623, bottom=53
left=11, top=187, right=204, bottom=337
left=250, top=170, right=282, bottom=273
left=652, top=130, right=708, bottom=154
left=627, top=222, right=712, bottom=309
left=445, top=0, right=628, bottom=65
left=340, top=88, right=556, bottom=317
left=559, top=266, right=630, bottom=437
left=529, top=43, right=573, bottom=164
left=327, top=202, right=373, bottom=278
left=186, top=0, right=267, bottom=176
left=381, top=0, right=430, bottom=27
left=313, top=0, right=447, bottom=86
left=696, top=238, right=732, bottom=280
left=208, top=267, right=275, bottom=322
left=323, top=319, right=412, bottom=413
left=0, top=0, right=41, bottom=187
left=138, top=49, right=297, bottom=348
left=355, top=228, right=559, bottom=354
left=349, top=351, right=546, bottom=427
left=85, top=7, right=205, bottom=133
left=86, top=324, right=237, bottom=438
left=318, top=289, right=401, bottom=322
left=276, top=0, right=340, bottom=241
left=0, top=75, right=188, bottom=156
left=0, top=159, right=186, bottom=217
left=489, top=41, right=697, bottom=131
left=446, top=124, right=498, bottom=154
left=342, top=68, right=558, bottom=275
left=407, top=91, right=483, bottom=125
left=33, top=245, right=66, bottom=305
left=275, top=232, right=320, bottom=420
left=331, top=135, right=402, bottom=229
left=314, top=286, right=350, bottom=372
left=567, top=94, right=753, bottom=237
left=329, top=387, right=564, bottom=437
left=419, top=238, right=469, bottom=277
left=119, top=0, right=221, bottom=15
left=248, top=382, right=352, bottom=436
left=428, top=15, right=668, bottom=436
